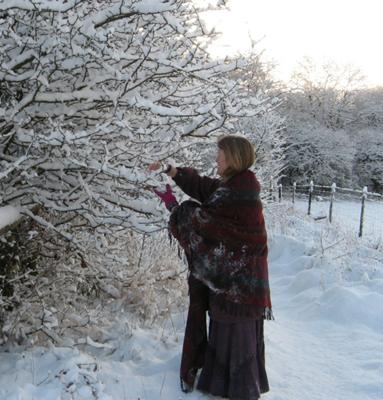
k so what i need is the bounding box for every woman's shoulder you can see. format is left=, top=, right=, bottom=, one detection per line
left=226, top=170, right=261, bottom=192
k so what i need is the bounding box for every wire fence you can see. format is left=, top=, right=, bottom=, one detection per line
left=269, top=181, right=383, bottom=238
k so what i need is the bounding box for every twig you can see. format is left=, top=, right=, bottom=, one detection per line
left=160, top=372, right=167, bottom=397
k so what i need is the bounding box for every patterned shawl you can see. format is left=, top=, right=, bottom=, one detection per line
left=169, top=170, right=273, bottom=320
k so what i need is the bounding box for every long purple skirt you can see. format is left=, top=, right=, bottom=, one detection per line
left=197, top=309, right=269, bottom=399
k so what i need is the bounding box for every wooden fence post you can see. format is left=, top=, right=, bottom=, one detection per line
left=292, top=182, right=296, bottom=204
left=308, top=180, right=314, bottom=215
left=358, top=186, right=368, bottom=237
left=329, top=182, right=336, bottom=223
left=278, top=183, right=282, bottom=202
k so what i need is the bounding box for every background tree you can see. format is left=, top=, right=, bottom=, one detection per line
left=281, top=58, right=366, bottom=186
left=283, top=121, right=354, bottom=186
left=353, top=128, right=383, bottom=192
left=353, top=87, right=383, bottom=129
left=288, top=57, right=364, bottom=129
left=350, top=88, right=383, bottom=191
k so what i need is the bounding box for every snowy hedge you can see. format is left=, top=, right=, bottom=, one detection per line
left=0, top=0, right=282, bottom=238
left=0, top=0, right=283, bottom=343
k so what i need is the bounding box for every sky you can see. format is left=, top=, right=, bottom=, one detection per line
left=202, top=0, right=383, bottom=88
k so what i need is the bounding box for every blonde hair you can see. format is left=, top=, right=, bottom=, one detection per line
left=217, top=135, right=255, bottom=179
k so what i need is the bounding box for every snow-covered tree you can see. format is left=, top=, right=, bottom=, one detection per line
left=280, top=59, right=369, bottom=186
left=0, top=0, right=279, bottom=245
left=0, top=0, right=282, bottom=343
left=353, top=128, right=383, bottom=192
left=288, top=57, right=364, bottom=130
left=283, top=120, right=354, bottom=186
left=353, top=88, right=383, bottom=128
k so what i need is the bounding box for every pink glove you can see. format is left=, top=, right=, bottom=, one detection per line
left=154, top=184, right=178, bottom=211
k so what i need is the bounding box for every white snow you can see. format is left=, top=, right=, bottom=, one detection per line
left=0, top=199, right=382, bottom=399
left=0, top=205, right=20, bottom=231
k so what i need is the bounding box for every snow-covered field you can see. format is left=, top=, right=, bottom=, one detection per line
left=0, top=200, right=382, bottom=400
left=294, top=196, right=383, bottom=239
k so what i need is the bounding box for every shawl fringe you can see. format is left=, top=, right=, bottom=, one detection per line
left=263, top=307, right=274, bottom=321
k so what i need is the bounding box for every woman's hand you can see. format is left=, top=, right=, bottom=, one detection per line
left=147, top=161, right=162, bottom=172
left=147, top=161, right=177, bottom=178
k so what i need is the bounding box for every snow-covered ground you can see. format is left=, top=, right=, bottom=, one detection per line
left=0, top=200, right=382, bottom=400
left=0, top=206, right=20, bottom=231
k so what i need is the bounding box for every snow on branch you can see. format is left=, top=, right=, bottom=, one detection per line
left=22, top=206, right=74, bottom=242
left=0, top=155, right=27, bottom=180
left=0, top=0, right=281, bottom=238
left=1, top=50, right=37, bottom=73
left=91, top=0, right=176, bottom=29
left=0, top=0, right=83, bottom=12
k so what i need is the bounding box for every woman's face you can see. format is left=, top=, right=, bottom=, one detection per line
left=216, top=148, right=228, bottom=177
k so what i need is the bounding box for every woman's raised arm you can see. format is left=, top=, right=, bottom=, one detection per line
left=148, top=161, right=220, bottom=203
left=172, top=167, right=220, bottom=203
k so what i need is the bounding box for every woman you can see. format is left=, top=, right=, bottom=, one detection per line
left=153, top=135, right=272, bottom=400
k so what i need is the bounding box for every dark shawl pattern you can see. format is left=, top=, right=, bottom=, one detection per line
left=170, top=169, right=273, bottom=320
